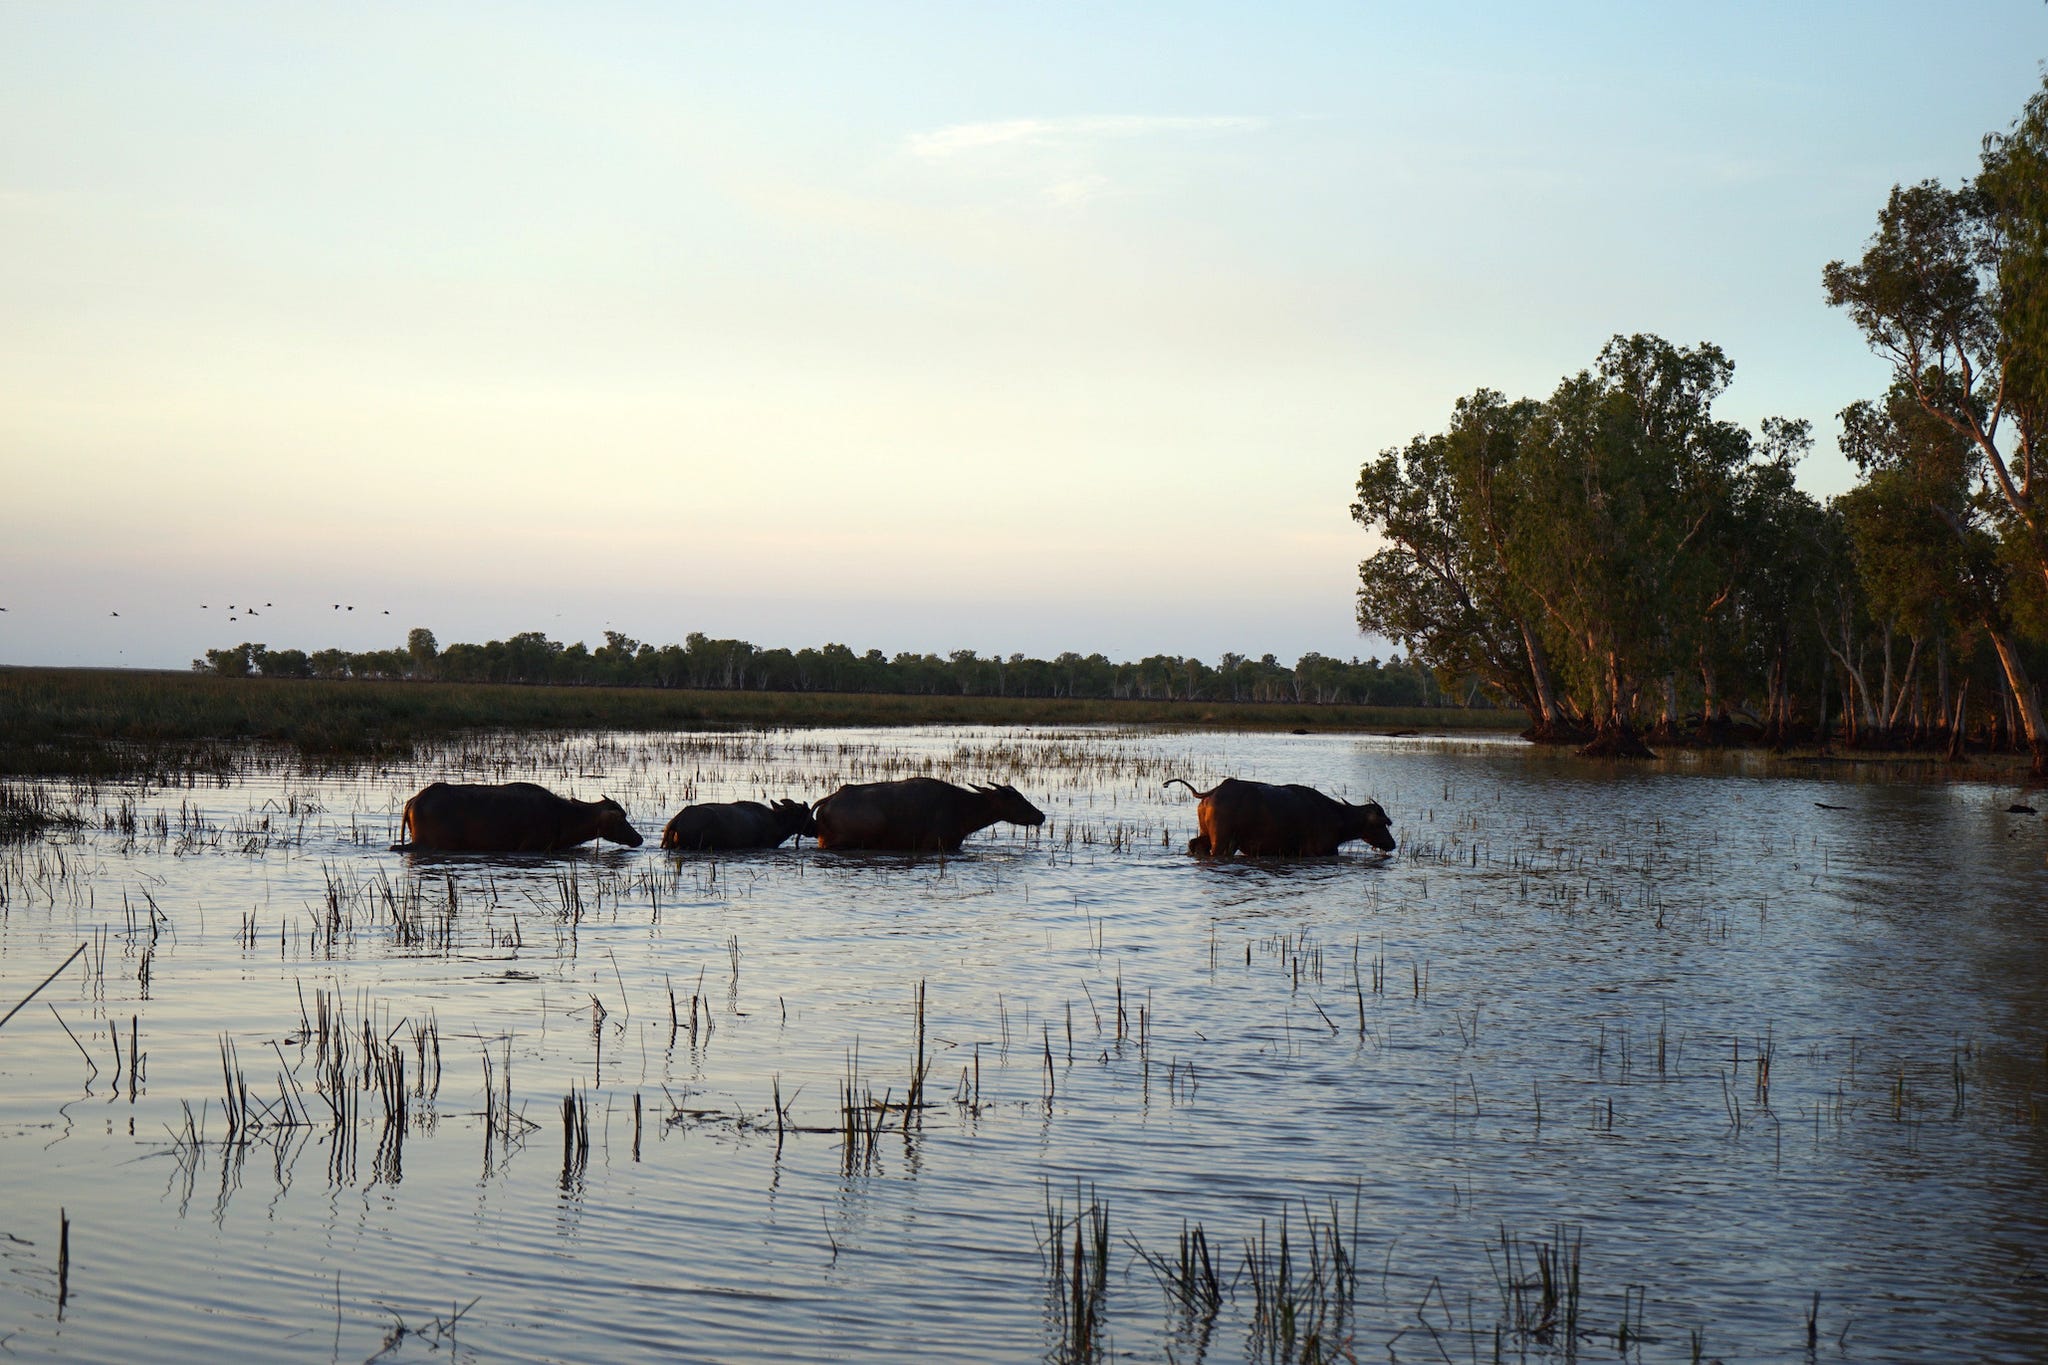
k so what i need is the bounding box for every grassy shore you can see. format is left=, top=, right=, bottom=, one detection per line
left=0, top=666, right=1523, bottom=775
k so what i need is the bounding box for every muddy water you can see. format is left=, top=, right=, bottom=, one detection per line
left=1, top=727, right=2044, bottom=1363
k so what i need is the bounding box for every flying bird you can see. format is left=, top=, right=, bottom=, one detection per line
left=110, top=611, right=119, bottom=617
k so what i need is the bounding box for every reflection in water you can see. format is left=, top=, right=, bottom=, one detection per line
left=0, top=727, right=2043, bottom=1362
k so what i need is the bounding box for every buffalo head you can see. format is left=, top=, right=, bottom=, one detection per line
left=771, top=798, right=818, bottom=839
left=597, top=796, right=645, bottom=847
left=978, top=782, right=1046, bottom=828
left=1352, top=800, right=1395, bottom=853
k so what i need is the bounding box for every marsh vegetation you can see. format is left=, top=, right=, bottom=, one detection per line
left=0, top=665, right=1516, bottom=778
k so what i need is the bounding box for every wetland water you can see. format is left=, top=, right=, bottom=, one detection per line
left=1, top=726, right=2045, bottom=1363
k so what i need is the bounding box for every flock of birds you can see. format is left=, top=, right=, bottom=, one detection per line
left=0, top=603, right=395, bottom=620
left=195, top=603, right=392, bottom=622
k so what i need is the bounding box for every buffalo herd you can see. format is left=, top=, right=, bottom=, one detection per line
left=391, top=774, right=1396, bottom=860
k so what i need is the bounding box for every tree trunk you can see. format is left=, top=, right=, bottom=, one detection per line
left=1653, top=673, right=1679, bottom=742
left=1699, top=658, right=1723, bottom=745
left=1578, top=652, right=1656, bottom=758
left=1520, top=620, right=1572, bottom=741
left=1947, top=679, right=1970, bottom=763
left=1761, top=657, right=1777, bottom=740
left=1985, top=626, right=2048, bottom=776
left=1936, top=631, right=1950, bottom=744
left=1883, top=635, right=1922, bottom=737
left=1878, top=620, right=1895, bottom=741
left=1842, top=665, right=1860, bottom=747
left=1817, top=659, right=1832, bottom=751
left=1578, top=719, right=1657, bottom=758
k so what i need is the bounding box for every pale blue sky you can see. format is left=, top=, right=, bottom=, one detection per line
left=3, top=3, right=2044, bottom=670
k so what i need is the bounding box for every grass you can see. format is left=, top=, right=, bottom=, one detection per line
left=1043, top=1184, right=1113, bottom=1364
left=0, top=665, right=1521, bottom=775
left=0, top=782, right=85, bottom=839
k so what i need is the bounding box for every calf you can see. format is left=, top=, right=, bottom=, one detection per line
left=661, top=799, right=815, bottom=851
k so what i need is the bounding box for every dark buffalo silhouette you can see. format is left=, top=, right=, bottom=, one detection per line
left=661, top=799, right=815, bottom=851
left=392, top=781, right=644, bottom=852
left=812, top=778, right=1046, bottom=852
left=1163, top=777, right=1395, bottom=858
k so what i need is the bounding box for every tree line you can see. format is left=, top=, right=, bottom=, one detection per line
left=1352, top=75, right=2048, bottom=769
left=195, top=630, right=1476, bottom=710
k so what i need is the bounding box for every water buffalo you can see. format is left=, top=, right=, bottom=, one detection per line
left=392, top=781, right=644, bottom=852
left=1163, top=777, right=1395, bottom=858
left=812, top=778, right=1046, bottom=852
left=661, top=799, right=815, bottom=851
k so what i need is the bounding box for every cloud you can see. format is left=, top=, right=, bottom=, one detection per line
left=906, top=115, right=1267, bottom=162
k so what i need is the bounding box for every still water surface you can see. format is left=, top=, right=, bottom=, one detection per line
left=1, top=727, right=2044, bottom=1363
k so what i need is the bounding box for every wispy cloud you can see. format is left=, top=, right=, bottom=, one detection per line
left=906, top=115, right=1267, bottom=162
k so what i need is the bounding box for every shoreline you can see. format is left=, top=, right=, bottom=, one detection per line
left=0, top=665, right=1519, bottom=776
left=2, top=666, right=2037, bottom=791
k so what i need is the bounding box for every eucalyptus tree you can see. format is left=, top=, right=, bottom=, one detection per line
left=1823, top=74, right=2048, bottom=766
left=1505, top=335, right=1762, bottom=753
left=1352, top=391, right=1571, bottom=737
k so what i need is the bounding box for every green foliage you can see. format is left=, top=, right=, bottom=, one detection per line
left=406, top=627, right=439, bottom=679
left=252, top=646, right=312, bottom=680
left=197, top=643, right=256, bottom=677
left=1837, top=383, right=1996, bottom=635
left=1976, top=75, right=2048, bottom=429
